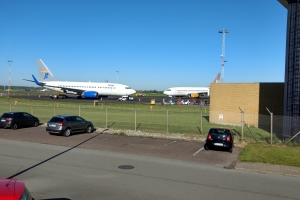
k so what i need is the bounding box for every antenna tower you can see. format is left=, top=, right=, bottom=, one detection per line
left=8, top=60, right=12, bottom=92
left=219, top=29, right=229, bottom=83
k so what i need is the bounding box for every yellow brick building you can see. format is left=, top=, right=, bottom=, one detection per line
left=209, top=83, right=284, bottom=128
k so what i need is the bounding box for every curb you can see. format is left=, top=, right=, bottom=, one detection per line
left=235, top=161, right=300, bottom=177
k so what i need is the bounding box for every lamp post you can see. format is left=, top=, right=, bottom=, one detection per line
left=7, top=60, right=12, bottom=92
left=219, top=29, right=229, bottom=83
left=116, top=71, right=119, bottom=83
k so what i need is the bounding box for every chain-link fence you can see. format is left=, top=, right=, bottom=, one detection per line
left=0, top=100, right=210, bottom=135
left=0, top=99, right=287, bottom=142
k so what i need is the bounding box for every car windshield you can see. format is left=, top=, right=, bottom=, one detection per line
left=49, top=117, right=64, bottom=123
left=1, top=113, right=13, bottom=118
left=209, top=129, right=230, bottom=135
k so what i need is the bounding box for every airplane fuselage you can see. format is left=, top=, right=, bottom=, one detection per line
left=42, top=81, right=136, bottom=96
left=163, top=87, right=210, bottom=98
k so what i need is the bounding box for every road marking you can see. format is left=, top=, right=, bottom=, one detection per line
left=193, top=147, right=204, bottom=156
left=122, top=138, right=147, bottom=146
left=134, top=138, right=147, bottom=142
left=97, top=137, right=110, bottom=141
left=165, top=141, right=177, bottom=146
left=158, top=141, right=177, bottom=149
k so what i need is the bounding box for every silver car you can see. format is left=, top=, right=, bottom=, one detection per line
left=46, top=115, right=94, bottom=137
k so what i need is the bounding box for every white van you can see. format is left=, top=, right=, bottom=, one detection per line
left=118, top=96, right=134, bottom=101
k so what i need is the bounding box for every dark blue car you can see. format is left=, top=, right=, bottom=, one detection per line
left=0, top=112, right=40, bottom=130
left=204, top=128, right=234, bottom=153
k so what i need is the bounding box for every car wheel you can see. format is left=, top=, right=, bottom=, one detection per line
left=86, top=126, right=93, bottom=133
left=33, top=121, right=39, bottom=127
left=204, top=145, right=209, bottom=150
left=12, top=123, right=18, bottom=130
left=63, top=128, right=71, bottom=137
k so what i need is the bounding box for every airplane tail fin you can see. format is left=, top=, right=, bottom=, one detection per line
left=36, top=59, right=58, bottom=81
left=212, top=73, right=221, bottom=83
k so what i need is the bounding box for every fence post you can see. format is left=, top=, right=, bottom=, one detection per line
left=285, top=131, right=300, bottom=145
left=200, top=105, right=203, bottom=134
left=167, top=109, right=169, bottom=133
left=9, top=99, right=12, bottom=112
left=134, top=105, right=136, bottom=131
left=239, top=107, right=244, bottom=141
left=54, top=102, right=56, bottom=116
left=105, top=106, right=108, bottom=129
left=79, top=103, right=81, bottom=116
left=30, top=100, right=33, bottom=115
left=266, top=107, right=273, bottom=145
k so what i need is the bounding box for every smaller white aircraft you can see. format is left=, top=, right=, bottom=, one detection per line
left=163, top=73, right=220, bottom=98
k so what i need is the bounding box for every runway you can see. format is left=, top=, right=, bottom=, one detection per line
left=3, top=91, right=210, bottom=106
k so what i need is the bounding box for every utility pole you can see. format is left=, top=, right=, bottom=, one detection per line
left=7, top=60, right=12, bottom=92
left=116, top=71, right=119, bottom=83
left=219, top=29, right=229, bottom=83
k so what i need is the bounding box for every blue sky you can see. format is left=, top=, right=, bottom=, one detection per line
left=0, top=0, right=287, bottom=91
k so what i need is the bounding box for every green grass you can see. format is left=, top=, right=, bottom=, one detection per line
left=240, top=142, right=300, bottom=167
left=0, top=96, right=272, bottom=138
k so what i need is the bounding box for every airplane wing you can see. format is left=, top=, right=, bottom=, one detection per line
left=49, top=86, right=84, bottom=94
left=22, top=79, right=35, bottom=83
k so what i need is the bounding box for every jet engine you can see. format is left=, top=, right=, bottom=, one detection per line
left=188, top=93, right=208, bottom=99
left=188, top=93, right=200, bottom=98
left=82, top=91, right=99, bottom=98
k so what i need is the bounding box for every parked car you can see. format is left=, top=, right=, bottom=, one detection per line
left=0, top=112, right=40, bottom=130
left=118, top=96, right=134, bottom=101
left=46, top=115, right=94, bottom=137
left=204, top=128, right=234, bottom=153
left=193, top=99, right=201, bottom=105
left=181, top=100, right=190, bottom=105
left=0, top=178, right=32, bottom=200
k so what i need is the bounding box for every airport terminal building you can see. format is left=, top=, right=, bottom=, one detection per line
left=209, top=83, right=284, bottom=135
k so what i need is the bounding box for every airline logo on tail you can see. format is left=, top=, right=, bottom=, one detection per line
left=40, top=70, right=50, bottom=80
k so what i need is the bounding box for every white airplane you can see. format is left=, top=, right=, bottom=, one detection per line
left=24, top=59, right=136, bottom=99
left=163, top=73, right=220, bottom=98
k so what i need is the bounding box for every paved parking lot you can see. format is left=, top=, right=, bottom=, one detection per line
left=0, top=126, right=241, bottom=168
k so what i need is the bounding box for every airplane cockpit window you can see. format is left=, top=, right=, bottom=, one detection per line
left=167, top=89, right=171, bottom=91
left=125, top=87, right=131, bottom=89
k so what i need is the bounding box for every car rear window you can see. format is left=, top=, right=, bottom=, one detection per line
left=49, top=117, right=64, bottom=123
left=1, top=113, right=13, bottom=118
left=209, top=129, right=230, bottom=135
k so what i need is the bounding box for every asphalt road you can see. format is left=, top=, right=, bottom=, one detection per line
left=1, top=127, right=300, bottom=199
left=0, top=126, right=240, bottom=168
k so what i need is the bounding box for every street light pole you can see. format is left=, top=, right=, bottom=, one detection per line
left=219, top=29, right=229, bottom=83
left=7, top=60, right=12, bottom=92
left=116, top=71, right=119, bottom=83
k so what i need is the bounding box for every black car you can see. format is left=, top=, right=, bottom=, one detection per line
left=0, top=112, right=40, bottom=130
left=46, top=115, right=94, bottom=137
left=204, top=128, right=234, bottom=153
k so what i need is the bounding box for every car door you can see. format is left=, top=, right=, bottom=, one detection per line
left=75, top=116, right=87, bottom=131
left=69, top=116, right=79, bottom=131
left=23, top=113, right=35, bottom=126
left=15, top=113, right=25, bottom=126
